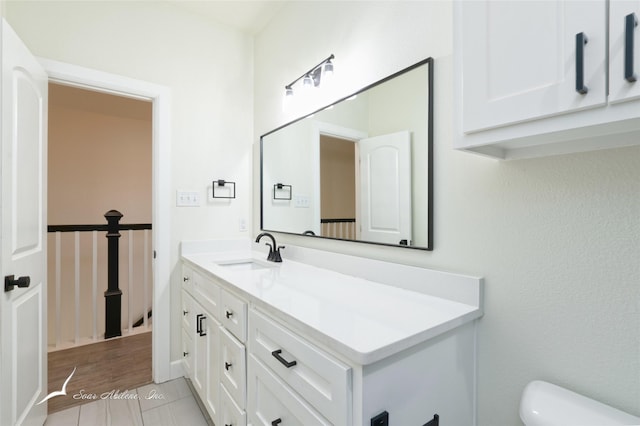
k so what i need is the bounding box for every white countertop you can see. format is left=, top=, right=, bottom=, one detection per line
left=181, top=240, right=483, bottom=365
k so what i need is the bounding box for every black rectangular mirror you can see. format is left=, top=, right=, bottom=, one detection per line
left=260, top=57, right=433, bottom=250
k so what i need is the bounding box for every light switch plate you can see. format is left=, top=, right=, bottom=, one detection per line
left=176, top=190, right=201, bottom=207
left=293, top=194, right=310, bottom=208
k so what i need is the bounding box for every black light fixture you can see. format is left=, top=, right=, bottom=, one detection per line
left=284, top=54, right=335, bottom=99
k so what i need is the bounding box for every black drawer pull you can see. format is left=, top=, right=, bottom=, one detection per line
left=272, top=349, right=297, bottom=368
left=225, top=362, right=232, bottom=371
left=196, top=314, right=207, bottom=336
left=272, top=419, right=282, bottom=426
left=626, top=13, right=638, bottom=82
left=183, top=351, right=188, bottom=357
left=183, top=310, right=188, bottom=316
left=226, top=310, right=233, bottom=319
left=183, top=276, right=189, bottom=282
left=576, top=32, right=588, bottom=94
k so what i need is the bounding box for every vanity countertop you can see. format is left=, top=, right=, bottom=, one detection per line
left=181, top=240, right=483, bottom=365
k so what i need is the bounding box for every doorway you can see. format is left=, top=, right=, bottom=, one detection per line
left=47, top=83, right=153, bottom=413
left=42, top=58, right=173, bottom=387
left=319, top=134, right=357, bottom=239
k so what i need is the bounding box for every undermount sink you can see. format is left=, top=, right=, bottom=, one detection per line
left=216, top=259, right=274, bottom=271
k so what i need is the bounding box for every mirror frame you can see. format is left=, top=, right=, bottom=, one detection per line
left=260, top=57, right=433, bottom=250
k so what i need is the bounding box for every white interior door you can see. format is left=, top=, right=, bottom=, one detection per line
left=358, top=131, right=411, bottom=245
left=0, top=19, right=48, bottom=426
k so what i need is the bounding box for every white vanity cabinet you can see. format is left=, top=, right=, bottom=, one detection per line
left=454, top=0, right=640, bottom=159
left=181, top=240, right=483, bottom=426
left=182, top=265, right=248, bottom=426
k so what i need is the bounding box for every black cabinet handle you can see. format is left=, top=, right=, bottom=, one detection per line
left=626, top=13, right=638, bottom=82
left=271, top=349, right=297, bottom=368
left=271, top=419, right=282, bottom=426
left=183, top=310, right=188, bottom=316
left=183, top=276, right=189, bottom=282
left=183, top=351, right=189, bottom=357
left=576, top=32, right=588, bottom=94
left=196, top=314, right=207, bottom=336
left=5, top=275, right=30, bottom=292
left=226, top=310, right=233, bottom=319
left=225, top=362, right=232, bottom=371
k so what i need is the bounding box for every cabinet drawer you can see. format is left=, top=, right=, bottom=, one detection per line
left=249, top=309, right=351, bottom=425
left=221, top=327, right=246, bottom=408
left=193, top=270, right=221, bottom=320
left=221, top=289, right=247, bottom=342
left=221, top=383, right=247, bottom=426
left=247, top=355, right=330, bottom=426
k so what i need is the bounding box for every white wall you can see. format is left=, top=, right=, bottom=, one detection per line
left=6, top=1, right=254, bottom=362
left=254, top=2, right=640, bottom=426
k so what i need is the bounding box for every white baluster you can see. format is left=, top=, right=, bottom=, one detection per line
left=74, top=231, right=80, bottom=345
left=128, top=230, right=133, bottom=334
left=143, top=229, right=149, bottom=328
left=92, top=231, right=98, bottom=341
left=55, top=232, right=61, bottom=348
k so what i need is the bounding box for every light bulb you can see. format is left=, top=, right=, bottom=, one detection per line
left=302, top=74, right=313, bottom=89
left=283, top=87, right=294, bottom=111
left=323, top=60, right=334, bottom=78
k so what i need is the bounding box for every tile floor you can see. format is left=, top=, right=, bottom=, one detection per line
left=44, top=377, right=212, bottom=426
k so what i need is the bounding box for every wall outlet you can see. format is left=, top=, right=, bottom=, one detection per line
left=176, top=190, right=201, bottom=207
left=239, top=218, right=247, bottom=232
left=293, top=194, right=310, bottom=208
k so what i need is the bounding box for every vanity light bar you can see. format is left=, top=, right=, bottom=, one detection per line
left=285, top=54, right=335, bottom=97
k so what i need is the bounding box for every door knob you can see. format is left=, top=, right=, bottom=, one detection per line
left=5, top=275, right=30, bottom=292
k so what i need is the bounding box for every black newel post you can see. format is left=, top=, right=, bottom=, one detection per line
left=104, top=210, right=123, bottom=339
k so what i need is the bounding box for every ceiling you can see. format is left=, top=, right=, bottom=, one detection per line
left=167, top=0, right=288, bottom=35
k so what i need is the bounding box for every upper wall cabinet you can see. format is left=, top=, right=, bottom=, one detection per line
left=454, top=0, right=640, bottom=160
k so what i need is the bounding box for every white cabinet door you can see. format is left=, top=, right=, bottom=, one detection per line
left=181, top=329, right=193, bottom=379
left=0, top=19, right=48, bottom=426
left=204, top=316, right=221, bottom=425
left=193, top=312, right=207, bottom=398
left=609, top=0, right=640, bottom=103
left=458, top=0, right=607, bottom=133
left=220, top=327, right=246, bottom=408
left=191, top=301, right=222, bottom=425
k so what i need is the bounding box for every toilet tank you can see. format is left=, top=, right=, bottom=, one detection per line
left=520, top=380, right=640, bottom=426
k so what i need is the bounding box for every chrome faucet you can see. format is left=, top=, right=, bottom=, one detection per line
left=255, top=232, right=284, bottom=262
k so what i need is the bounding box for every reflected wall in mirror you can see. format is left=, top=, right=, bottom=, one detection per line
left=260, top=57, right=433, bottom=250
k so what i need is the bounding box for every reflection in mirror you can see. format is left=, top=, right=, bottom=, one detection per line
left=260, top=58, right=433, bottom=250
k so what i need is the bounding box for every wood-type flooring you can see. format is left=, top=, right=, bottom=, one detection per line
left=47, top=331, right=152, bottom=414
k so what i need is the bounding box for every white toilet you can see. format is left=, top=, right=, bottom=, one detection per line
left=520, top=380, right=640, bottom=426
